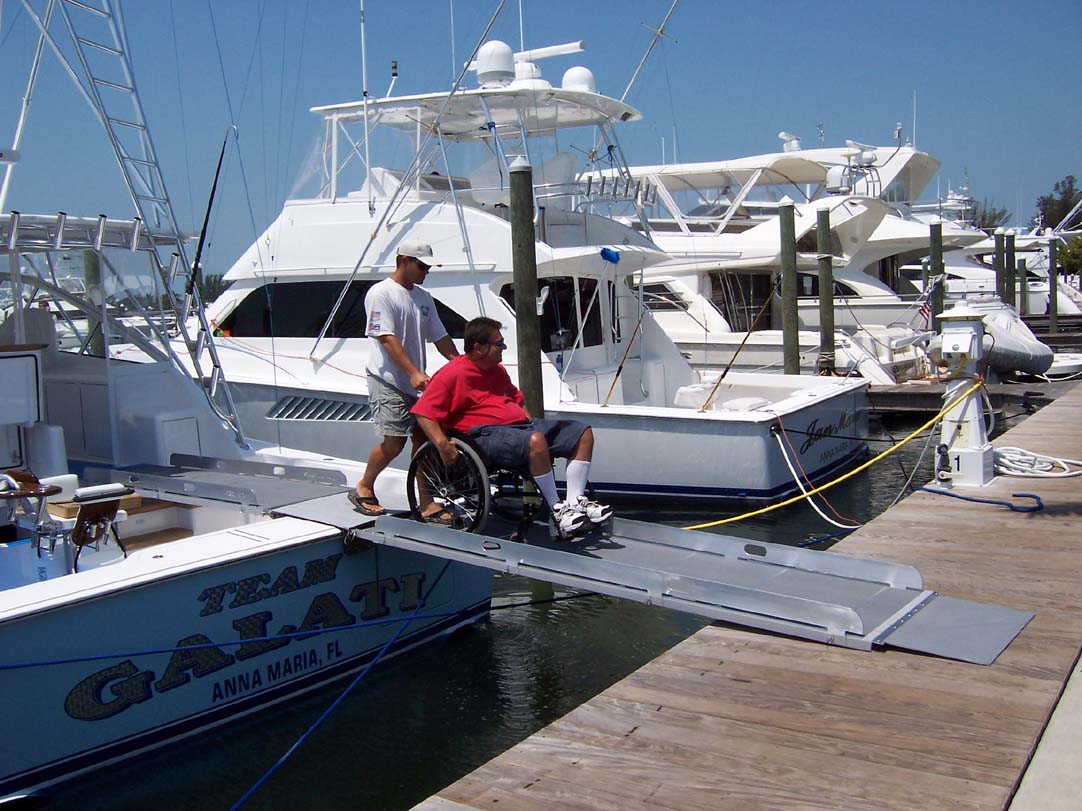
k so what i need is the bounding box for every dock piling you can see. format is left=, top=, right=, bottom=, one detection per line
left=994, top=227, right=1006, bottom=303
left=1048, top=239, right=1058, bottom=334
left=930, top=223, right=944, bottom=330
left=816, top=207, right=835, bottom=374
left=779, top=197, right=799, bottom=375
left=510, top=157, right=544, bottom=418
left=1005, top=229, right=1017, bottom=308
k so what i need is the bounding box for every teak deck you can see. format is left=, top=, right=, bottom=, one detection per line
left=412, top=381, right=1082, bottom=811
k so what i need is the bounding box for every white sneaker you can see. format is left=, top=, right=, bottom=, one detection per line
left=574, top=495, right=613, bottom=526
left=549, top=501, right=588, bottom=540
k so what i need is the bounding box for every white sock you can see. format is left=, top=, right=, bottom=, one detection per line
left=565, top=460, right=590, bottom=502
left=532, top=470, right=560, bottom=508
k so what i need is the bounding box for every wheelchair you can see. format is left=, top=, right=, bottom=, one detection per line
left=405, top=434, right=545, bottom=537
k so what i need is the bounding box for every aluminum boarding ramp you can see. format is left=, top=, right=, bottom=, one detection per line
left=275, top=494, right=1032, bottom=666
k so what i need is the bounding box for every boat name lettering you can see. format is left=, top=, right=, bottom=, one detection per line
left=211, top=642, right=343, bottom=704
left=196, top=553, right=344, bottom=616
left=799, top=410, right=857, bottom=455
left=63, top=570, right=426, bottom=721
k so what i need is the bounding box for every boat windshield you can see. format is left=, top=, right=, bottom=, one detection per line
left=0, top=215, right=192, bottom=365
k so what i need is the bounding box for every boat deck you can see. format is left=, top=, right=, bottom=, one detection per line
left=410, top=381, right=1082, bottom=811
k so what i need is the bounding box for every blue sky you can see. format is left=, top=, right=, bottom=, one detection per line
left=1, top=0, right=1078, bottom=276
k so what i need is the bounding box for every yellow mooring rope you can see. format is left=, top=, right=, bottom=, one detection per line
left=683, top=377, right=986, bottom=531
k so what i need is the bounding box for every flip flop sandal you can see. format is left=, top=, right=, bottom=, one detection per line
left=348, top=491, right=386, bottom=516
left=420, top=508, right=456, bottom=526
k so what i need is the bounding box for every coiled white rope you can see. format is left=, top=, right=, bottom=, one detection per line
left=994, top=446, right=1082, bottom=478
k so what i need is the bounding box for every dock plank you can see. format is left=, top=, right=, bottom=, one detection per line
left=412, top=381, right=1082, bottom=811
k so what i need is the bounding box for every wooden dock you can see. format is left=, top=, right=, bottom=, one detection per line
left=412, top=382, right=1082, bottom=811
left=869, top=378, right=1072, bottom=415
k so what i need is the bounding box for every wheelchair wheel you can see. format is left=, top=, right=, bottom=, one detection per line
left=489, top=469, right=544, bottom=524
left=406, top=438, right=492, bottom=533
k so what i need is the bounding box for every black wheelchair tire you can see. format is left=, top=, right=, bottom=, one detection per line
left=406, top=437, right=492, bottom=533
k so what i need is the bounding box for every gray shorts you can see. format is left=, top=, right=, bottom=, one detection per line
left=369, top=376, right=417, bottom=438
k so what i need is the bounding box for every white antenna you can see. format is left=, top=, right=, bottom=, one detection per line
left=360, top=1, right=374, bottom=214
left=912, top=89, right=917, bottom=149
left=449, top=0, right=456, bottom=87
left=620, top=0, right=680, bottom=103
left=518, top=0, right=525, bottom=51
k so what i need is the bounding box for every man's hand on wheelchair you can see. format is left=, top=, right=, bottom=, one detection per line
left=436, top=440, right=460, bottom=466
left=409, top=370, right=431, bottom=391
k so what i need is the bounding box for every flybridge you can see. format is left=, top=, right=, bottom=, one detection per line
left=305, top=37, right=650, bottom=223
left=275, top=492, right=1033, bottom=666
left=310, top=39, right=642, bottom=138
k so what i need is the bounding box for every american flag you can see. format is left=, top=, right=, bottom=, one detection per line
left=918, top=300, right=931, bottom=328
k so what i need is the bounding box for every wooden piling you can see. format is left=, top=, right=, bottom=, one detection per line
left=1048, top=239, right=1058, bottom=334
left=994, top=228, right=1006, bottom=302
left=816, top=207, right=835, bottom=374
left=779, top=198, right=799, bottom=375
left=509, top=157, right=544, bottom=418
left=929, top=223, right=944, bottom=330
left=1005, top=230, right=1017, bottom=308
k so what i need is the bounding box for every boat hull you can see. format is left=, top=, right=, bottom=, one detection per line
left=0, top=530, right=492, bottom=796
left=224, top=380, right=869, bottom=503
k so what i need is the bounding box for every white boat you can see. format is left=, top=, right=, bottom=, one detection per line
left=0, top=214, right=492, bottom=798
left=0, top=5, right=489, bottom=795
left=902, top=232, right=1082, bottom=318
left=193, top=39, right=869, bottom=502
left=598, top=149, right=938, bottom=383
left=608, top=140, right=1058, bottom=383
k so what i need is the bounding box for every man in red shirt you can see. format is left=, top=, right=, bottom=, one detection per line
left=412, top=317, right=612, bottom=538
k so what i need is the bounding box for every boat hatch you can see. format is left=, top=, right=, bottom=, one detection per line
left=270, top=503, right=1032, bottom=665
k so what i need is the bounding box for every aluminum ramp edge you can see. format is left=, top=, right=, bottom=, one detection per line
left=356, top=516, right=1032, bottom=662
left=364, top=517, right=866, bottom=641
left=268, top=495, right=1033, bottom=665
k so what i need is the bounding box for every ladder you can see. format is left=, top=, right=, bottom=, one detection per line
left=7, top=0, right=245, bottom=444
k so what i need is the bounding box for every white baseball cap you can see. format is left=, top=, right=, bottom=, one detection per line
left=397, top=240, right=450, bottom=268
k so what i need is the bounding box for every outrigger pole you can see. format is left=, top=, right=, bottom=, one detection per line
left=186, top=127, right=236, bottom=301
left=618, top=0, right=680, bottom=103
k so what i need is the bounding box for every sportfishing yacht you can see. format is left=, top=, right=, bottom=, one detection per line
left=0, top=214, right=491, bottom=797
left=0, top=5, right=489, bottom=795
left=195, top=40, right=869, bottom=502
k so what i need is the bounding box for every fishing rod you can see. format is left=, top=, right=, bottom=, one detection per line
left=699, top=281, right=778, bottom=412
left=602, top=309, right=646, bottom=407
left=185, top=125, right=236, bottom=301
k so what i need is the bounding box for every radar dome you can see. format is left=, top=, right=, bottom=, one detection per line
left=510, top=61, right=551, bottom=89
left=561, top=66, right=597, bottom=93
left=476, top=40, right=514, bottom=87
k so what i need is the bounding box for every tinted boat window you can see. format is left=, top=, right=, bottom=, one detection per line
left=221, top=281, right=370, bottom=338
left=433, top=299, right=467, bottom=338
left=220, top=281, right=467, bottom=339
left=500, top=276, right=603, bottom=351
left=637, top=282, right=688, bottom=311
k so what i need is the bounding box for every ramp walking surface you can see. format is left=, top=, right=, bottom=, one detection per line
left=409, top=381, right=1082, bottom=811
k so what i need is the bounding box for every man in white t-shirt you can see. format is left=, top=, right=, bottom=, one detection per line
left=350, top=240, right=459, bottom=518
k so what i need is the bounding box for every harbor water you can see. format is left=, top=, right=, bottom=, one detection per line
left=42, top=412, right=987, bottom=810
